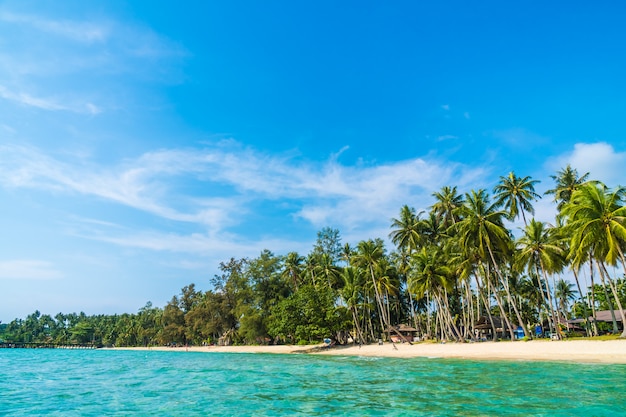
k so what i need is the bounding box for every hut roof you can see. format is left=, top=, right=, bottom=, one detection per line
left=567, top=310, right=626, bottom=323
left=594, top=310, right=625, bottom=322
left=388, top=324, right=418, bottom=332
left=474, top=316, right=517, bottom=330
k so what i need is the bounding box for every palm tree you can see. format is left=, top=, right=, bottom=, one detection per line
left=409, top=247, right=461, bottom=341
left=554, top=279, right=577, bottom=320
left=341, top=243, right=354, bottom=266
left=353, top=239, right=390, bottom=341
left=340, top=266, right=366, bottom=344
left=282, top=252, right=304, bottom=290
left=432, top=186, right=464, bottom=228
left=315, top=253, right=342, bottom=289
left=389, top=205, right=424, bottom=253
left=515, top=219, right=565, bottom=339
left=562, top=183, right=626, bottom=337
left=493, top=171, right=541, bottom=226
left=454, top=189, right=527, bottom=339
left=545, top=164, right=590, bottom=210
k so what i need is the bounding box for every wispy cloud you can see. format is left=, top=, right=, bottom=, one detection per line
left=0, top=8, right=186, bottom=116
left=0, top=142, right=488, bottom=251
left=0, top=259, right=63, bottom=280
left=0, top=11, right=110, bottom=43
left=0, top=84, right=101, bottom=114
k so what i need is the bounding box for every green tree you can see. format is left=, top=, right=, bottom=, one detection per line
left=353, top=239, right=391, bottom=340
left=493, top=172, right=541, bottom=226
left=545, top=164, right=590, bottom=210
left=282, top=251, right=304, bottom=291
left=454, top=189, right=526, bottom=339
left=554, top=279, right=577, bottom=320
left=389, top=205, right=423, bottom=253
left=515, top=219, right=565, bottom=338
left=431, top=185, right=464, bottom=228
left=562, top=183, right=626, bottom=337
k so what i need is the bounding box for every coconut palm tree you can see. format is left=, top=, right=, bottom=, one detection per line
left=545, top=164, right=590, bottom=210
left=454, top=189, right=527, bottom=339
left=562, top=183, right=626, bottom=337
left=493, top=171, right=541, bottom=226
left=409, top=247, right=461, bottom=341
left=432, top=185, right=464, bottom=228
left=340, top=266, right=366, bottom=344
left=282, top=252, right=304, bottom=291
left=389, top=205, right=424, bottom=253
left=555, top=279, right=577, bottom=320
left=515, top=219, right=565, bottom=339
left=352, top=240, right=389, bottom=339
left=315, top=253, right=343, bottom=290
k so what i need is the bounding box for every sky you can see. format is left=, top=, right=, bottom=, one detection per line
left=1, top=1, right=626, bottom=322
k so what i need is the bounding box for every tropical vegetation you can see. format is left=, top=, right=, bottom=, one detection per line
left=2, top=165, right=626, bottom=347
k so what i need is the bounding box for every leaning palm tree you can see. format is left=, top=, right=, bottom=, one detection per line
left=561, top=183, right=626, bottom=337
left=515, top=219, right=565, bottom=339
left=493, top=171, right=541, bottom=226
left=453, top=189, right=527, bottom=339
left=340, top=266, right=366, bottom=344
left=409, top=247, right=462, bottom=341
left=545, top=164, right=590, bottom=210
left=352, top=240, right=389, bottom=340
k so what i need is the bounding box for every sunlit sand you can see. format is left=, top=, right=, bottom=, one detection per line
left=114, top=339, right=626, bottom=364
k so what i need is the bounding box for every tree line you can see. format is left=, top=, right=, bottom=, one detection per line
left=2, top=165, right=626, bottom=347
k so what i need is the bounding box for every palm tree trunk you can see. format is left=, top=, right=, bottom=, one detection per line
left=571, top=268, right=591, bottom=337
left=599, top=261, right=626, bottom=337
left=588, top=260, right=599, bottom=336
left=426, top=291, right=432, bottom=339
left=443, top=288, right=463, bottom=341
left=474, top=268, right=496, bottom=340
left=351, top=307, right=365, bottom=345
left=484, top=263, right=514, bottom=340
left=538, top=259, right=560, bottom=339
left=368, top=265, right=388, bottom=341
left=486, top=244, right=530, bottom=339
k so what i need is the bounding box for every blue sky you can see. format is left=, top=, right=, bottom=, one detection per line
left=1, top=1, right=626, bottom=322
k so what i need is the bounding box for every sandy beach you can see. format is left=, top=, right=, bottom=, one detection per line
left=115, top=339, right=626, bottom=364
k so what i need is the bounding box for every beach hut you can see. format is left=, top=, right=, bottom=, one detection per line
left=388, top=324, right=419, bottom=343
left=567, top=310, right=624, bottom=327
left=593, top=309, right=625, bottom=323
left=474, top=316, right=516, bottom=340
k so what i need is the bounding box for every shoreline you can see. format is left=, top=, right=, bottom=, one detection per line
left=111, top=339, right=626, bottom=364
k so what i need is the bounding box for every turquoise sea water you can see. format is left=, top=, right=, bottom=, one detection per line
left=1, top=349, right=625, bottom=416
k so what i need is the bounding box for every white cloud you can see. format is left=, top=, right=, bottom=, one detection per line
left=0, top=11, right=110, bottom=43
left=0, top=260, right=63, bottom=280
left=0, top=85, right=67, bottom=111
left=0, top=84, right=101, bottom=114
left=0, top=8, right=186, bottom=117
left=0, top=142, right=488, bottom=252
left=546, top=142, right=626, bottom=186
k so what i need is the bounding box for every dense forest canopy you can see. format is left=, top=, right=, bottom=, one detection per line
left=2, top=165, right=626, bottom=347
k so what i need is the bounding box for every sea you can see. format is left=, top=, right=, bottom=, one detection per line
left=1, top=349, right=624, bottom=416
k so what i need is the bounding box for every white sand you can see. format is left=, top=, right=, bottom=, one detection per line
left=114, top=339, right=626, bottom=363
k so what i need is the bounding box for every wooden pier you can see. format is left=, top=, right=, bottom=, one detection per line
left=0, top=342, right=97, bottom=349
